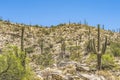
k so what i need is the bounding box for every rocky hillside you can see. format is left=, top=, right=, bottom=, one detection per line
left=0, top=20, right=120, bottom=80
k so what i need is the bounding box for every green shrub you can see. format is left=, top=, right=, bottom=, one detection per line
left=33, top=53, right=54, bottom=68
left=0, top=45, right=36, bottom=80
left=25, top=46, right=35, bottom=53
left=42, top=28, right=50, bottom=35
left=110, top=42, right=120, bottom=57
left=69, top=46, right=81, bottom=61
left=86, top=53, right=115, bottom=69
left=86, top=53, right=96, bottom=63
left=102, top=53, right=115, bottom=69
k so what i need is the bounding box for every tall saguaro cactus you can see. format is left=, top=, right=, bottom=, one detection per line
left=21, top=27, right=24, bottom=51
left=91, top=24, right=107, bottom=70
left=97, top=24, right=101, bottom=70
left=20, top=27, right=26, bottom=70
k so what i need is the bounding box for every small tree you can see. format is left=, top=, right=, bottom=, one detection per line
left=0, top=46, right=29, bottom=80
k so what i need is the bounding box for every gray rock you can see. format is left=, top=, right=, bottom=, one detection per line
left=76, top=64, right=90, bottom=72
left=79, top=73, right=106, bottom=80
left=57, top=60, right=77, bottom=67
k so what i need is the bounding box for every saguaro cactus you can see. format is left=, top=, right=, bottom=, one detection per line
left=39, top=38, right=44, bottom=54
left=20, top=27, right=26, bottom=70
left=61, top=38, right=66, bottom=58
left=88, top=27, right=91, bottom=40
left=87, top=27, right=93, bottom=52
left=76, top=37, right=79, bottom=56
left=91, top=24, right=107, bottom=70
left=21, top=27, right=24, bottom=51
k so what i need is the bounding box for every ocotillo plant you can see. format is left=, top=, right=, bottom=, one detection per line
left=91, top=24, right=107, bottom=70
left=21, top=27, right=24, bottom=51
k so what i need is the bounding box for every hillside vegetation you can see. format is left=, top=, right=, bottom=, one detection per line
left=0, top=20, right=120, bottom=80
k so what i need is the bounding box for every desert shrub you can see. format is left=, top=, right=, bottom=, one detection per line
left=42, top=28, right=50, bottom=35
left=86, top=53, right=97, bottom=69
left=69, top=46, right=81, bottom=61
left=86, top=53, right=96, bottom=63
left=25, top=46, right=35, bottom=54
left=110, top=42, right=120, bottom=57
left=57, top=23, right=65, bottom=26
left=44, top=47, right=51, bottom=53
left=0, top=45, right=36, bottom=80
left=13, top=27, right=20, bottom=32
left=34, top=24, right=40, bottom=27
left=33, top=53, right=54, bottom=68
left=102, top=53, right=115, bottom=69
left=87, top=53, right=115, bottom=69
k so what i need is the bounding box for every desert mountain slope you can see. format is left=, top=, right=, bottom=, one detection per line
left=0, top=21, right=120, bottom=80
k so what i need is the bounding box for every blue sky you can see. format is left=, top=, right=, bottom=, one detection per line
left=0, top=0, right=120, bottom=30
